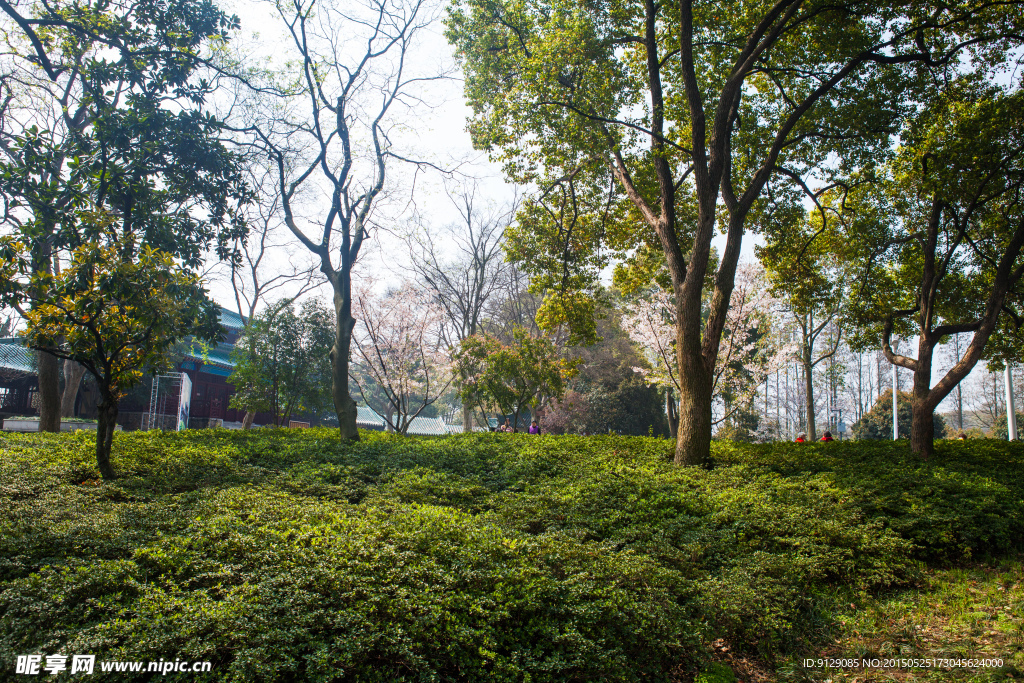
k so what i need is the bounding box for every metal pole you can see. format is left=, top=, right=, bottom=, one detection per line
left=892, top=362, right=899, bottom=440
left=1005, top=365, right=1017, bottom=441
left=785, top=363, right=790, bottom=436
left=147, top=375, right=159, bottom=431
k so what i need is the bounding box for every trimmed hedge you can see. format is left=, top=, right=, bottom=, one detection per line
left=1, top=430, right=1022, bottom=681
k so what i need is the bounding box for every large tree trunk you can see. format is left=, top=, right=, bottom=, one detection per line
left=330, top=278, right=359, bottom=441
left=95, top=396, right=118, bottom=480
left=242, top=410, right=255, bottom=430
left=802, top=351, right=816, bottom=441
left=675, top=358, right=712, bottom=466
left=37, top=350, right=61, bottom=431
left=910, top=400, right=935, bottom=460
left=669, top=205, right=717, bottom=466
left=32, top=225, right=61, bottom=432
left=462, top=403, right=473, bottom=434
left=910, top=338, right=936, bottom=459
left=60, top=360, right=86, bottom=418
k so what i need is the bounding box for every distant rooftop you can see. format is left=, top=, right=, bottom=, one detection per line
left=355, top=405, right=454, bottom=436
left=357, top=405, right=386, bottom=429
left=219, top=308, right=246, bottom=332
left=180, top=340, right=235, bottom=369
left=403, top=415, right=451, bottom=436
left=179, top=307, right=246, bottom=375
left=0, top=338, right=34, bottom=380
left=0, top=306, right=245, bottom=380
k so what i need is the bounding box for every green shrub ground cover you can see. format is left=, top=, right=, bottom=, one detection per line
left=1, top=431, right=1022, bottom=681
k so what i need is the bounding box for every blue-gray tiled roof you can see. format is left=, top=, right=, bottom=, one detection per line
left=355, top=405, right=453, bottom=436
left=404, top=416, right=451, bottom=436
left=218, top=308, right=246, bottom=332
left=179, top=307, right=244, bottom=374
left=357, top=405, right=386, bottom=428
left=0, top=338, right=35, bottom=378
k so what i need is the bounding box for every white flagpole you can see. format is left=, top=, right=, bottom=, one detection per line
left=1005, top=366, right=1017, bottom=441
left=892, top=363, right=899, bottom=440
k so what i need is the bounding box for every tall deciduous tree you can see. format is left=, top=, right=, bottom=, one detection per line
left=240, top=0, right=439, bottom=440
left=840, top=85, right=1024, bottom=458
left=406, top=182, right=516, bottom=432
left=446, top=0, right=1024, bottom=464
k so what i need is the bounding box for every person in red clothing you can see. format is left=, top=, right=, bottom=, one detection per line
left=820, top=431, right=834, bottom=442
left=795, top=432, right=807, bottom=443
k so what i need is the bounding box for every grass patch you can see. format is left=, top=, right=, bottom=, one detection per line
left=1, top=430, right=1022, bottom=681
left=779, top=557, right=1023, bottom=682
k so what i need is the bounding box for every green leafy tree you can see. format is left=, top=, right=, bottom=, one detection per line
left=0, top=0, right=248, bottom=431
left=851, top=389, right=945, bottom=441
left=455, top=328, right=575, bottom=430
left=446, top=0, right=1022, bottom=465
left=992, top=413, right=1024, bottom=440
left=839, top=85, right=1024, bottom=459
left=506, top=170, right=616, bottom=346
left=12, top=216, right=221, bottom=479
left=543, top=377, right=669, bottom=436
left=229, top=299, right=334, bottom=428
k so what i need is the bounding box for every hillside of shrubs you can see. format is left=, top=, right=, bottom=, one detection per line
left=1, top=430, right=1022, bottom=681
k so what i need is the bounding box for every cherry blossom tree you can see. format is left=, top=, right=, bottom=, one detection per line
left=350, top=281, right=454, bottom=435
left=621, top=287, right=680, bottom=435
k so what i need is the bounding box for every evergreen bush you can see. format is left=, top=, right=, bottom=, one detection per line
left=1, top=430, right=1021, bottom=680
